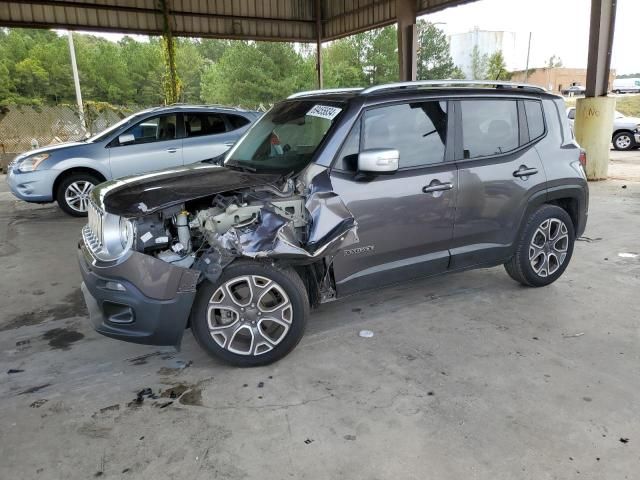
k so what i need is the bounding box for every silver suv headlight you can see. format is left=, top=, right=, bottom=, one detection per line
left=83, top=203, right=134, bottom=262
left=15, top=153, right=49, bottom=172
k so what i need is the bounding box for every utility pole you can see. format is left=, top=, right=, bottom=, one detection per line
left=67, top=31, right=86, bottom=131
left=524, top=32, right=532, bottom=83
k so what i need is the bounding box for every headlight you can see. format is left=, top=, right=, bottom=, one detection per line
left=85, top=209, right=134, bottom=262
left=119, top=217, right=133, bottom=249
left=16, top=153, right=49, bottom=172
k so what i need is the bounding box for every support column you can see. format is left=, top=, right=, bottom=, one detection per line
left=574, top=0, right=617, bottom=180
left=397, top=0, right=417, bottom=82
left=315, top=0, right=323, bottom=89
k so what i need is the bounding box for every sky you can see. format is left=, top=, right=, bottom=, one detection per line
left=423, top=0, right=639, bottom=74
left=70, top=0, right=639, bottom=75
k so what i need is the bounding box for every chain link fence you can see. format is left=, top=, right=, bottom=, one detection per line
left=0, top=104, right=145, bottom=172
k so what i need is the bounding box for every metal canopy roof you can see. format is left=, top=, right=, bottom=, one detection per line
left=0, top=0, right=477, bottom=42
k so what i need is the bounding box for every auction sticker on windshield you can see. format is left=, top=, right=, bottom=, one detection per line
left=307, top=105, right=342, bottom=120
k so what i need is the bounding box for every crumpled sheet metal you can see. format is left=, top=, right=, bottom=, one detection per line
left=218, top=170, right=358, bottom=261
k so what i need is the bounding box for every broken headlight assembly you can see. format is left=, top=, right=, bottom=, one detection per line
left=84, top=206, right=134, bottom=262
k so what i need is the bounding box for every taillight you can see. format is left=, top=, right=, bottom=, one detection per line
left=579, top=150, right=587, bottom=169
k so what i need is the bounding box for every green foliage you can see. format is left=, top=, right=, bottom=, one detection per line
left=416, top=20, right=463, bottom=80
left=470, top=45, right=489, bottom=80
left=200, top=42, right=314, bottom=107
left=546, top=55, right=563, bottom=68
left=0, top=24, right=464, bottom=108
left=486, top=51, right=511, bottom=80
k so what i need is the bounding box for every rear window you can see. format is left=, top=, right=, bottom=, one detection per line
left=525, top=100, right=545, bottom=140
left=227, top=114, right=251, bottom=130
left=460, top=100, right=519, bottom=159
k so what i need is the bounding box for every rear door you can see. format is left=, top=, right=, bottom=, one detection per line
left=182, top=112, right=251, bottom=164
left=108, top=113, right=183, bottom=178
left=449, top=97, right=548, bottom=269
left=330, top=99, right=458, bottom=296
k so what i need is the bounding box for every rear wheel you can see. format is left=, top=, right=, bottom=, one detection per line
left=190, top=261, right=309, bottom=366
left=56, top=173, right=100, bottom=216
left=504, top=205, right=575, bottom=287
left=613, top=131, right=635, bottom=151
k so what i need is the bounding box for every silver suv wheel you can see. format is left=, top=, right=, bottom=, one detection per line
left=207, top=275, right=293, bottom=356
left=64, top=180, right=95, bottom=213
left=529, top=218, right=569, bottom=277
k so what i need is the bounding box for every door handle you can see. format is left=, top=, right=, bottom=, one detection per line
left=422, top=181, right=454, bottom=194
left=166, top=148, right=178, bottom=153
left=513, top=165, right=538, bottom=178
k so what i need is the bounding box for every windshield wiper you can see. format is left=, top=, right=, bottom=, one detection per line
left=225, top=162, right=257, bottom=173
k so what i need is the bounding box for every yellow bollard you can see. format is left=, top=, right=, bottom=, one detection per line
left=574, top=96, right=616, bottom=180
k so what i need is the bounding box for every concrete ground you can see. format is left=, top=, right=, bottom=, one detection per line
left=1, top=155, right=639, bottom=480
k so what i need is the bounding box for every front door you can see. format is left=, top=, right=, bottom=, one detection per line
left=330, top=100, right=458, bottom=296
left=108, top=113, right=183, bottom=178
left=449, top=98, right=548, bottom=268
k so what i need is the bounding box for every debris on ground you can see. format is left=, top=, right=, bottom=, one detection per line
left=619, top=437, right=629, bottom=444
left=562, top=332, right=585, bottom=338
left=577, top=236, right=603, bottom=243
left=7, top=368, right=24, bottom=374
left=304, top=438, right=314, bottom=444
left=359, top=330, right=374, bottom=338
left=257, top=381, right=264, bottom=388
left=30, top=399, right=48, bottom=408
left=129, top=387, right=158, bottom=406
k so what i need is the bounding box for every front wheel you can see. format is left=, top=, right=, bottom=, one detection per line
left=56, top=173, right=100, bottom=216
left=613, top=131, right=635, bottom=151
left=504, top=205, right=575, bottom=287
left=190, top=261, right=309, bottom=367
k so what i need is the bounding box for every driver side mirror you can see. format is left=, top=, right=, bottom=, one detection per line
left=357, top=149, right=399, bottom=174
left=118, top=133, right=135, bottom=145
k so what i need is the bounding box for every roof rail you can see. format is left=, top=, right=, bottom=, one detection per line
left=288, top=87, right=364, bottom=99
left=360, top=80, right=546, bottom=95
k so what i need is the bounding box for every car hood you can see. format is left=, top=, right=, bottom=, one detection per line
left=13, top=141, right=87, bottom=161
left=91, top=164, right=282, bottom=217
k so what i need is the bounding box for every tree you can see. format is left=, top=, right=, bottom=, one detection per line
left=417, top=20, right=463, bottom=80
left=469, top=45, right=488, bottom=80
left=362, top=26, right=398, bottom=84
left=200, top=42, right=314, bottom=107
left=546, top=55, right=563, bottom=68
left=323, top=36, right=367, bottom=88
left=486, top=50, right=511, bottom=80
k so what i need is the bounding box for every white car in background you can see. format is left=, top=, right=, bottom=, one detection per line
left=567, top=107, right=640, bottom=151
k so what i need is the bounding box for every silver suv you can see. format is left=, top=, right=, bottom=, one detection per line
left=78, top=81, right=589, bottom=366
left=6, top=105, right=260, bottom=216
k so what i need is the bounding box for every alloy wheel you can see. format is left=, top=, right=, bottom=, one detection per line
left=615, top=134, right=632, bottom=150
left=529, top=218, right=569, bottom=277
left=207, top=275, right=293, bottom=356
left=64, top=180, right=95, bottom=213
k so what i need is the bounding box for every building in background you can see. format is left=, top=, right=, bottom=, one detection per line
left=449, top=28, right=517, bottom=79
left=510, top=67, right=615, bottom=95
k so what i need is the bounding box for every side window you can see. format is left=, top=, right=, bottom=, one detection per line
left=185, top=113, right=227, bottom=138
left=460, top=100, right=519, bottom=159
left=226, top=114, right=251, bottom=130
left=524, top=100, right=545, bottom=140
left=362, top=101, right=447, bottom=168
left=123, top=114, right=177, bottom=145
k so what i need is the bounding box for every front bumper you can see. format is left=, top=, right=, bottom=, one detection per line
left=6, top=168, right=57, bottom=202
left=78, top=242, right=200, bottom=347
left=634, top=133, right=640, bottom=145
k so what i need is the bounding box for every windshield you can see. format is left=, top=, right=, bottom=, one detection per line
left=225, top=100, right=343, bottom=173
left=86, top=112, right=144, bottom=143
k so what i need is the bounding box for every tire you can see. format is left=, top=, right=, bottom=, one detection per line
left=56, top=173, right=100, bottom=217
left=504, top=205, right=575, bottom=287
left=190, top=260, right=309, bottom=367
left=613, top=131, right=635, bottom=151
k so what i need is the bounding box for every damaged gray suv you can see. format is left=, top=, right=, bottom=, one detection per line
left=78, top=80, right=589, bottom=366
